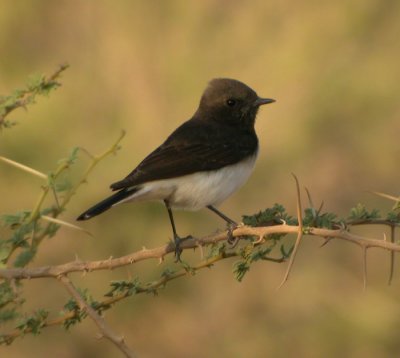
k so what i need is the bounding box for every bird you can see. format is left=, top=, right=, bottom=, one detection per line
left=77, top=78, right=275, bottom=259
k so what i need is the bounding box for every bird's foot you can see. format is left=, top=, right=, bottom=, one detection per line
left=173, top=234, right=193, bottom=262
left=227, top=221, right=240, bottom=248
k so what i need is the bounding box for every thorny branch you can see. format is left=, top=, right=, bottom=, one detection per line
left=0, top=219, right=398, bottom=346
left=1, top=222, right=399, bottom=281
left=59, top=275, right=137, bottom=358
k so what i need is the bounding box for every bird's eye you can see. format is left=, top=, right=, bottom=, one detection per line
left=226, top=98, right=236, bottom=107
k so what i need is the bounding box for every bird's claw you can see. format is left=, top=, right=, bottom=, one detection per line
left=227, top=222, right=240, bottom=248
left=173, top=235, right=192, bottom=262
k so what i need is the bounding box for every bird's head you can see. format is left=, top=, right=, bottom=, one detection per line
left=196, top=78, right=275, bottom=128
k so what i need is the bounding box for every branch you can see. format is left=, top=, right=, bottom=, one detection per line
left=58, top=275, right=137, bottom=358
left=0, top=64, right=69, bottom=128
left=0, top=248, right=258, bottom=345
left=1, top=224, right=399, bottom=280
left=1, top=220, right=398, bottom=345
left=0, top=131, right=125, bottom=265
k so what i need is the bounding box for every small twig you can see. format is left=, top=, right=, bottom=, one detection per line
left=46, top=63, right=69, bottom=82
left=58, top=275, right=137, bottom=358
left=60, top=130, right=126, bottom=208
left=277, top=174, right=304, bottom=289
left=0, top=64, right=69, bottom=126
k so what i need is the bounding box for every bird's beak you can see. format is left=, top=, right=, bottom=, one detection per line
left=254, top=97, right=276, bottom=107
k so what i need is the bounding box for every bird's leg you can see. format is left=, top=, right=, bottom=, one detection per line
left=164, top=200, right=191, bottom=261
left=207, top=205, right=240, bottom=247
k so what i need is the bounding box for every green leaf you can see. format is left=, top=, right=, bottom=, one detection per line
left=206, top=242, right=226, bottom=259
left=0, top=211, right=31, bottom=228
left=44, top=222, right=61, bottom=238
left=57, top=147, right=80, bottom=167
left=62, top=291, right=89, bottom=329
left=0, top=281, right=18, bottom=308
left=160, top=267, right=176, bottom=279
left=8, top=222, right=36, bottom=249
left=14, top=249, right=36, bottom=267
left=104, top=279, right=142, bottom=297
left=16, top=309, right=49, bottom=335
left=54, top=178, right=73, bottom=192
left=233, top=260, right=250, bottom=282
left=243, top=204, right=296, bottom=227
left=250, top=246, right=274, bottom=262
left=387, top=211, right=400, bottom=223
left=0, top=241, right=12, bottom=264
left=303, top=208, right=339, bottom=229
left=348, top=203, right=380, bottom=221
left=0, top=309, right=18, bottom=324
left=27, top=74, right=44, bottom=92
left=280, top=243, right=294, bottom=259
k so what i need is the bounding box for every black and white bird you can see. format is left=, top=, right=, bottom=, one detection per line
left=77, top=78, right=275, bottom=258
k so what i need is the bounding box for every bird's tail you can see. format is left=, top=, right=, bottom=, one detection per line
left=76, top=188, right=138, bottom=221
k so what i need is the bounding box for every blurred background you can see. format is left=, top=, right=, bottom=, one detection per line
left=1, top=0, right=399, bottom=357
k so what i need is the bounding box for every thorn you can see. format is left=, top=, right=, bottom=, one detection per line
left=317, top=200, right=324, bottom=216
left=339, top=221, right=347, bottom=231
left=319, top=237, right=332, bottom=248
left=158, top=256, right=164, bottom=265
left=304, top=187, right=315, bottom=216
left=253, top=235, right=265, bottom=245
left=277, top=173, right=304, bottom=289
left=197, top=242, right=204, bottom=260
left=279, top=218, right=287, bottom=225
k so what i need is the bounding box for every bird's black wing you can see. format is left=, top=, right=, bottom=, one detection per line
left=110, top=119, right=258, bottom=191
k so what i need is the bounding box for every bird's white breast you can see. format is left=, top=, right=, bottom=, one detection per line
left=117, top=152, right=258, bottom=211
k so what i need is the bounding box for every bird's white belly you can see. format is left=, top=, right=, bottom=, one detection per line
left=118, top=153, right=257, bottom=211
